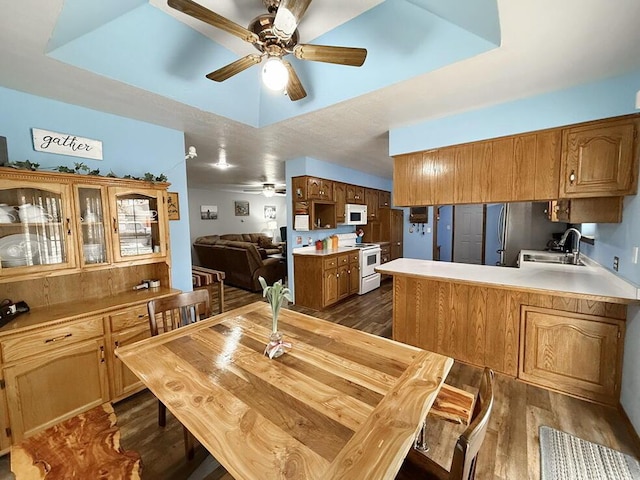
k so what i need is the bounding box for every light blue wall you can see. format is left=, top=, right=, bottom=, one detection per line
left=285, top=157, right=393, bottom=295
left=389, top=68, right=640, bottom=435
left=437, top=205, right=453, bottom=261
left=404, top=207, right=434, bottom=260
left=0, top=86, right=192, bottom=292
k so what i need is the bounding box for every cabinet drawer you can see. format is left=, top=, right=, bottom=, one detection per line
left=1, top=317, right=104, bottom=363
left=338, top=254, right=350, bottom=265
left=109, top=305, right=149, bottom=332
left=323, top=257, right=338, bottom=269
left=348, top=252, right=359, bottom=264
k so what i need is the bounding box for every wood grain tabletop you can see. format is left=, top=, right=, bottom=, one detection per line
left=116, top=301, right=453, bottom=480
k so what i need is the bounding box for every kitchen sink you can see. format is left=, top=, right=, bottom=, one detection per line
left=520, top=251, right=586, bottom=266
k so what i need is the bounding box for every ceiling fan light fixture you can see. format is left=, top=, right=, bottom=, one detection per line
left=213, top=157, right=231, bottom=169
left=263, top=184, right=276, bottom=197
left=262, top=57, right=289, bottom=91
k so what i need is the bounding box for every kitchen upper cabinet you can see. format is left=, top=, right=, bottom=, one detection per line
left=334, top=182, right=347, bottom=224
left=365, top=188, right=379, bottom=221
left=560, top=116, right=638, bottom=197
left=346, top=184, right=365, bottom=204
left=393, top=114, right=638, bottom=207
left=548, top=197, right=623, bottom=223
left=378, top=190, right=391, bottom=208
left=519, top=306, right=624, bottom=405
left=307, top=177, right=333, bottom=201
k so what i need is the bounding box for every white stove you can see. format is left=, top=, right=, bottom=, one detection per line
left=336, top=234, right=381, bottom=295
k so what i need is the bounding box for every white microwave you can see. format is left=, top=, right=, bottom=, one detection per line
left=343, top=204, right=367, bottom=225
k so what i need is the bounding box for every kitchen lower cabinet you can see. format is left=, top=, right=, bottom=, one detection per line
left=294, top=252, right=360, bottom=310
left=391, top=275, right=628, bottom=404
left=3, top=337, right=109, bottom=443
left=519, top=306, right=623, bottom=406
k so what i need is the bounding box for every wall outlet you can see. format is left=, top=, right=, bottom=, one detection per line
left=613, top=256, right=619, bottom=271
left=633, top=246, right=639, bottom=264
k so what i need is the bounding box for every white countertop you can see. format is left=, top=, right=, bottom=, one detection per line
left=292, top=245, right=359, bottom=256
left=376, top=256, right=640, bottom=303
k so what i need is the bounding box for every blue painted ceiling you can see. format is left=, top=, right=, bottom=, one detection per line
left=47, top=0, right=500, bottom=128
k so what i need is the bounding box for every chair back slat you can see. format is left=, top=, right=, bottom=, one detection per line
left=147, top=290, right=211, bottom=337
left=449, top=368, right=495, bottom=480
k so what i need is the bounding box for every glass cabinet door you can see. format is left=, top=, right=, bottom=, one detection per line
left=75, top=185, right=110, bottom=267
left=0, top=181, right=76, bottom=274
left=109, top=187, right=165, bottom=261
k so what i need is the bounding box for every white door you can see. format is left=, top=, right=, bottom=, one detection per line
left=453, top=204, right=484, bottom=264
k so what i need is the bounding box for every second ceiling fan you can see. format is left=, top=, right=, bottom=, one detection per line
left=168, top=0, right=368, bottom=101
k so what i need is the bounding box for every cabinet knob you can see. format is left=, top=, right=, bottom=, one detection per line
left=569, top=170, right=576, bottom=184
left=336, top=273, right=339, bottom=278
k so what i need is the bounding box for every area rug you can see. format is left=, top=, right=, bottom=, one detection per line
left=540, top=426, right=640, bottom=480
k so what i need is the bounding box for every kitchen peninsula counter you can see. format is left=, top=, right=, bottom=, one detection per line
left=376, top=257, right=639, bottom=303
left=377, top=257, right=638, bottom=405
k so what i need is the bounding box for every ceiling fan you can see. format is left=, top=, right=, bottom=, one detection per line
left=167, top=0, right=368, bottom=101
left=243, top=183, right=286, bottom=197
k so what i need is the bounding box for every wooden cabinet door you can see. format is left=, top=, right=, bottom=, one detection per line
left=292, top=176, right=307, bottom=200
left=4, top=338, right=109, bottom=442
left=334, top=182, right=346, bottom=224
left=489, top=137, right=514, bottom=202
left=111, top=326, right=151, bottom=401
left=346, top=184, right=365, bottom=204
left=0, top=385, right=11, bottom=452
left=109, top=186, right=167, bottom=262
left=337, top=265, right=350, bottom=300
left=349, top=262, right=360, bottom=294
left=519, top=306, right=623, bottom=405
left=390, top=209, right=403, bottom=260
left=434, top=147, right=455, bottom=205
left=378, top=190, right=391, bottom=208
left=306, top=177, right=322, bottom=199
left=453, top=144, right=474, bottom=204
left=0, top=180, right=77, bottom=277
left=393, top=152, right=422, bottom=206
left=471, top=141, right=492, bottom=203
left=365, top=189, right=379, bottom=221
left=560, top=118, right=637, bottom=197
left=322, top=267, right=338, bottom=307
left=319, top=180, right=334, bottom=201
left=534, top=130, right=562, bottom=199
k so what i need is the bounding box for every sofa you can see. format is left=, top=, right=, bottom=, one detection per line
left=193, top=234, right=285, bottom=292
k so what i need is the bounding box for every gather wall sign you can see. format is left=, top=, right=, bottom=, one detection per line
left=32, top=128, right=103, bottom=160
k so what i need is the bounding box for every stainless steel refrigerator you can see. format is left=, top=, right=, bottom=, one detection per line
left=496, top=202, right=567, bottom=267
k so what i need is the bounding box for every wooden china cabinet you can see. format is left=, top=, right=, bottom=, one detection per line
left=0, top=167, right=179, bottom=451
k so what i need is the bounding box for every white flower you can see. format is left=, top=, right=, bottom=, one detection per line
left=258, top=277, right=293, bottom=333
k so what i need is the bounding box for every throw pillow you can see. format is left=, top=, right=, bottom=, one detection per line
left=258, top=236, right=276, bottom=249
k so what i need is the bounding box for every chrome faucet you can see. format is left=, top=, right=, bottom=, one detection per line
left=558, top=227, right=582, bottom=264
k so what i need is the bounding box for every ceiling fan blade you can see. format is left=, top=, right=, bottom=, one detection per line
left=206, top=54, right=262, bottom=82
left=294, top=44, right=367, bottom=67
left=273, top=0, right=312, bottom=40
left=168, top=0, right=259, bottom=43
left=283, top=61, right=307, bottom=101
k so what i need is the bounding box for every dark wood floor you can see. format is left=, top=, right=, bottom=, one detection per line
left=1, top=279, right=638, bottom=479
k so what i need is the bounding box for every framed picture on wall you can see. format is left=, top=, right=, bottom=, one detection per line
left=200, top=205, right=218, bottom=220
left=167, top=192, right=180, bottom=220
left=264, top=205, right=276, bottom=219
left=235, top=201, right=249, bottom=216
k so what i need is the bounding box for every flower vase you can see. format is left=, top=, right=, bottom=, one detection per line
left=265, top=331, right=286, bottom=359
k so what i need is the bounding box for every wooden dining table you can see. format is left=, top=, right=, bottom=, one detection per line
left=116, top=301, right=453, bottom=480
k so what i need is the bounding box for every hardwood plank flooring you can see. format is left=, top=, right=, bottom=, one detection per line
left=0, top=278, right=637, bottom=479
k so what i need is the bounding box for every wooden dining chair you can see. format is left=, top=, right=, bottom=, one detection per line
left=147, top=289, right=211, bottom=460
left=397, top=368, right=495, bottom=480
